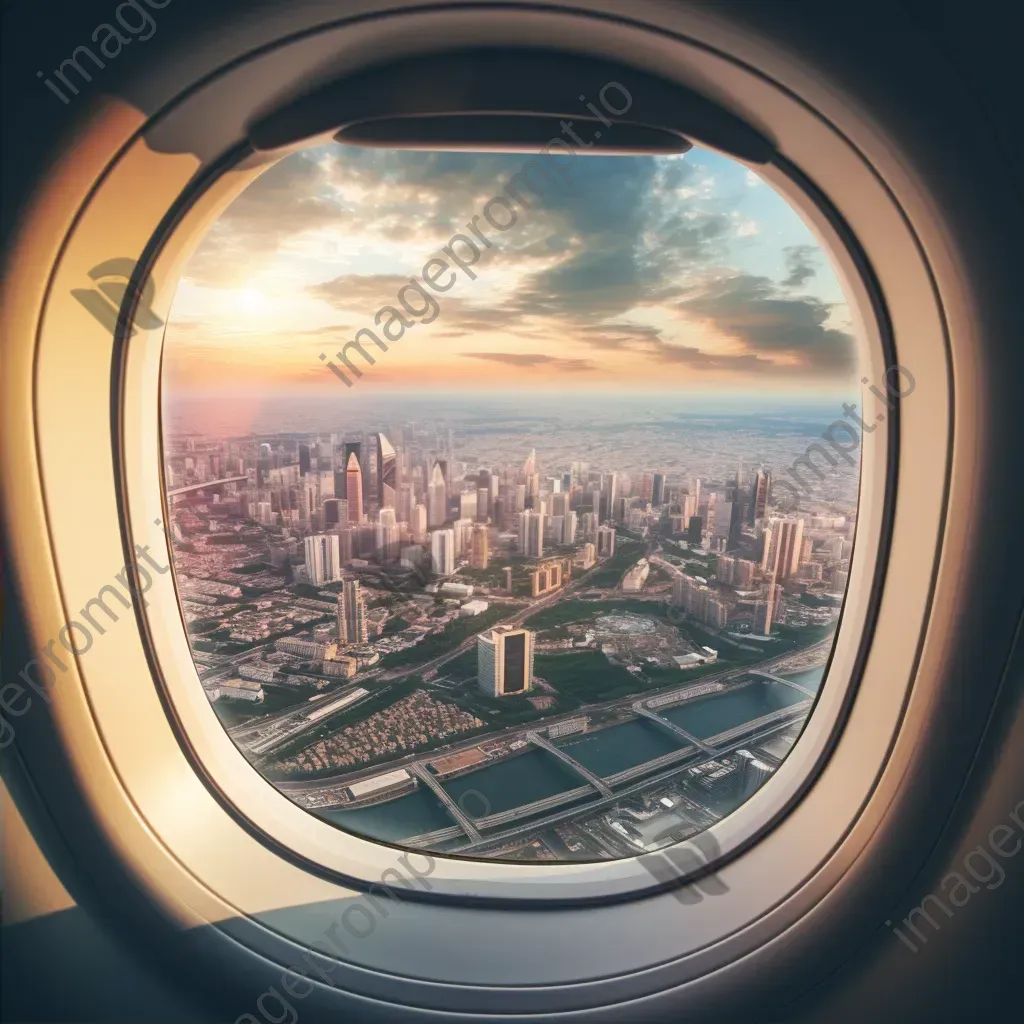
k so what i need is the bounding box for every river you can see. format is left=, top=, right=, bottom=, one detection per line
left=320, top=673, right=825, bottom=845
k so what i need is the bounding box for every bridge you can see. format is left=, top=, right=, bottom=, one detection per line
left=526, top=731, right=613, bottom=798
left=748, top=670, right=817, bottom=697
left=632, top=703, right=718, bottom=755
left=408, top=763, right=482, bottom=842
left=402, top=713, right=805, bottom=852
left=167, top=475, right=249, bottom=498
left=703, top=702, right=811, bottom=747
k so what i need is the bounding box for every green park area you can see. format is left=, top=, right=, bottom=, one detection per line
left=583, top=540, right=646, bottom=587
left=376, top=603, right=518, bottom=670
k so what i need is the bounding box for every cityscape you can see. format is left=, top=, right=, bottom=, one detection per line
left=161, top=396, right=857, bottom=862
left=161, top=141, right=861, bottom=862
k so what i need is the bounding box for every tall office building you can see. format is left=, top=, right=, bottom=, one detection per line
left=322, top=498, right=344, bottom=528
left=337, top=578, right=368, bottom=645
left=562, top=510, right=578, bottom=546
left=345, top=452, right=363, bottom=523
left=687, top=515, right=703, bottom=545
left=431, top=528, right=456, bottom=576
left=652, top=472, right=666, bottom=507
left=753, top=576, right=777, bottom=636
left=600, top=472, right=618, bottom=521
left=376, top=433, right=397, bottom=509
left=471, top=523, right=490, bottom=568
left=428, top=462, right=447, bottom=527
left=750, top=468, right=771, bottom=524
left=303, top=533, right=341, bottom=585
left=476, top=486, right=490, bottom=521
left=460, top=490, right=477, bottom=521
left=298, top=443, right=311, bottom=475
left=376, top=507, right=400, bottom=563
left=519, top=509, right=544, bottom=558
left=411, top=502, right=427, bottom=544
left=764, top=517, right=805, bottom=580
left=453, top=518, right=475, bottom=559
left=597, top=524, right=616, bottom=558
left=477, top=628, right=535, bottom=698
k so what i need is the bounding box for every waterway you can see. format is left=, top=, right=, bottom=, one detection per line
left=319, top=678, right=816, bottom=846
left=782, top=665, right=826, bottom=692
left=661, top=681, right=807, bottom=740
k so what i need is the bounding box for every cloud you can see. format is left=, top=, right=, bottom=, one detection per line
left=781, top=244, right=819, bottom=288
left=462, top=352, right=597, bottom=371
left=676, top=273, right=856, bottom=375
left=735, top=220, right=759, bottom=237
left=745, top=169, right=761, bottom=188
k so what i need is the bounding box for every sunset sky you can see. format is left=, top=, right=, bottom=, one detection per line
left=163, top=143, right=859, bottom=396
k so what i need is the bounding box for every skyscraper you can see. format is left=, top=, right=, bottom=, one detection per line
left=428, top=462, right=447, bottom=527
left=597, top=524, right=616, bottom=558
left=477, top=628, right=534, bottom=697
left=519, top=509, right=544, bottom=558
left=345, top=452, right=363, bottom=524
left=460, top=490, right=477, bottom=521
left=298, top=443, right=311, bottom=476
left=765, top=517, right=804, bottom=579
left=687, top=516, right=703, bottom=545
left=303, top=533, right=341, bottom=585
left=471, top=523, right=490, bottom=568
left=431, top=528, right=456, bottom=576
left=753, top=576, right=777, bottom=636
left=411, top=502, right=427, bottom=544
left=376, top=432, right=396, bottom=509
left=562, top=510, right=578, bottom=545
left=337, top=578, right=368, bottom=645
left=376, top=507, right=400, bottom=563
left=652, top=473, right=666, bottom=507
left=601, top=472, right=618, bottom=521
left=750, top=468, right=771, bottom=524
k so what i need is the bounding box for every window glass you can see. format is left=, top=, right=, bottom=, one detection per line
left=162, top=142, right=864, bottom=862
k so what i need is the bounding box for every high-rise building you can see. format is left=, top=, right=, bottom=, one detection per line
left=376, top=507, right=400, bottom=563
left=765, top=517, right=805, bottom=579
left=503, top=566, right=513, bottom=591
left=428, top=462, right=447, bottom=527
left=477, top=628, right=534, bottom=697
left=596, top=524, right=616, bottom=558
left=476, top=486, right=490, bottom=521
left=581, top=542, right=596, bottom=569
left=336, top=578, right=368, bottom=645
left=652, top=473, right=666, bottom=507
left=322, top=498, right=345, bottom=528
left=298, top=443, right=311, bottom=476
left=453, top=518, right=474, bottom=559
left=431, top=528, right=456, bottom=576
left=345, top=452, right=363, bottom=523
left=717, top=555, right=736, bottom=584
left=377, top=433, right=397, bottom=509
left=687, top=515, right=703, bottom=546
left=562, top=510, right=578, bottom=545
left=303, top=533, right=341, bottom=585
left=471, top=523, right=490, bottom=568
left=600, top=472, right=618, bottom=521
left=753, top=577, right=777, bottom=636
left=460, top=490, right=477, bottom=521
left=749, top=468, right=771, bottom=524
left=519, top=509, right=544, bottom=558
left=411, top=503, right=427, bottom=544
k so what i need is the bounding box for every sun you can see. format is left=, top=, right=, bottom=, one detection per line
left=237, top=287, right=267, bottom=313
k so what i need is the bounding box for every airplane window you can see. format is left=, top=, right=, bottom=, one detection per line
left=160, top=140, right=868, bottom=863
